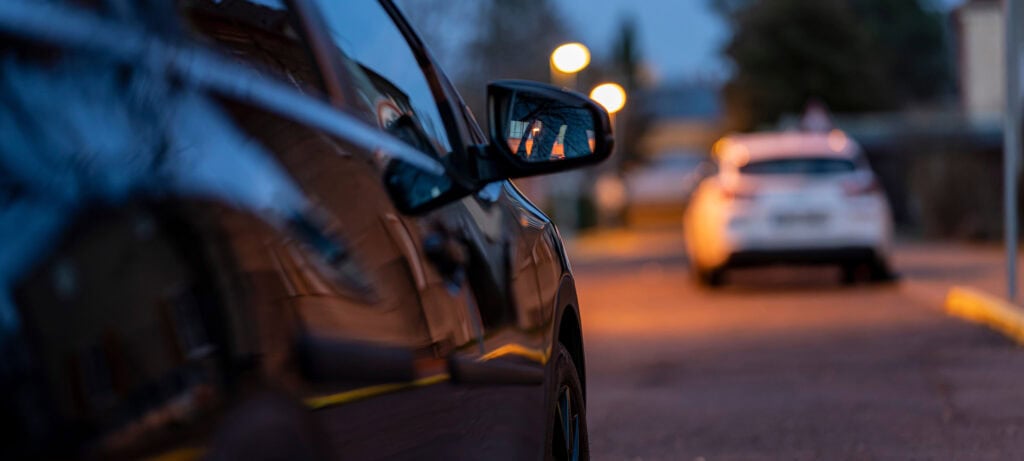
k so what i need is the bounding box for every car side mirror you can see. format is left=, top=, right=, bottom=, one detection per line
left=484, top=80, right=613, bottom=179
left=383, top=80, right=614, bottom=216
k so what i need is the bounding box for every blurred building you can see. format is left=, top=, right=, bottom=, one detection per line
left=622, top=83, right=723, bottom=227
left=638, top=83, right=724, bottom=157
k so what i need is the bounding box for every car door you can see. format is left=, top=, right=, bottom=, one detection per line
left=294, top=1, right=553, bottom=458
left=176, top=0, right=551, bottom=456
left=168, top=0, right=520, bottom=457
left=360, top=0, right=562, bottom=380
left=377, top=1, right=563, bottom=367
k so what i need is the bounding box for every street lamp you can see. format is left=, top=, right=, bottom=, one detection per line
left=551, top=42, right=591, bottom=74
left=550, top=42, right=590, bottom=89
left=589, top=82, right=627, bottom=115
left=546, top=43, right=590, bottom=237
left=589, top=82, right=628, bottom=229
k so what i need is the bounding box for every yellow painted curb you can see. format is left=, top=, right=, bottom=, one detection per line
left=945, top=286, right=1024, bottom=344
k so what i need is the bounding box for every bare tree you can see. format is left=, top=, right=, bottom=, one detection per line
left=395, top=0, right=570, bottom=120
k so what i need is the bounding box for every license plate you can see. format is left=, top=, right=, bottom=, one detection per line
left=773, top=212, right=827, bottom=226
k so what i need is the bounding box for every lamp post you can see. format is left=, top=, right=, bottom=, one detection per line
left=590, top=82, right=627, bottom=117
left=548, top=43, right=591, bottom=237
left=590, top=82, right=628, bottom=228
left=1005, top=0, right=1022, bottom=301
left=550, top=42, right=590, bottom=89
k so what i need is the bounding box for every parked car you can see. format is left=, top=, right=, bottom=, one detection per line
left=0, top=1, right=612, bottom=459
left=683, top=131, right=893, bottom=286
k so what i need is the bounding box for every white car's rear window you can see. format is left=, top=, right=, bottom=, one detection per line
left=740, top=157, right=856, bottom=175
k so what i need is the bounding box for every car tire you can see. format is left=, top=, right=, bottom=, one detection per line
left=869, top=258, right=897, bottom=283
left=545, top=344, right=589, bottom=461
left=842, top=259, right=896, bottom=284
left=694, top=266, right=725, bottom=287
left=840, top=263, right=860, bottom=285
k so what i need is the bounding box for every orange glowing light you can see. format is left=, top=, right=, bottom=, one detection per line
left=590, top=83, right=626, bottom=114
left=551, top=43, right=591, bottom=74
left=712, top=138, right=731, bottom=158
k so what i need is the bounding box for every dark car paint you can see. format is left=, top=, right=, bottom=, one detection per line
left=0, top=0, right=588, bottom=459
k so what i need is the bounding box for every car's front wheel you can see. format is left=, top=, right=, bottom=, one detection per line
left=841, top=258, right=896, bottom=284
left=546, top=344, right=589, bottom=461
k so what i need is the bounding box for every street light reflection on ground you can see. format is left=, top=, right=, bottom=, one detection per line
left=590, top=83, right=627, bottom=114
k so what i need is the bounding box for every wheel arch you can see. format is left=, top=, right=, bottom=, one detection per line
left=552, top=275, right=586, bottom=400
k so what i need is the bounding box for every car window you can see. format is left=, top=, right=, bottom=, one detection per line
left=175, top=0, right=327, bottom=97
left=310, top=0, right=453, bottom=159
left=740, top=157, right=856, bottom=175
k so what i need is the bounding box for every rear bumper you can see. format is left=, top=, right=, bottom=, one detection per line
left=724, top=246, right=880, bottom=268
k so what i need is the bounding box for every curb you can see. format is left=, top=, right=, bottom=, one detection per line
left=945, top=286, right=1024, bottom=344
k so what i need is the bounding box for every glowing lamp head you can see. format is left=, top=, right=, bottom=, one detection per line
left=589, top=83, right=627, bottom=114
left=551, top=43, right=591, bottom=74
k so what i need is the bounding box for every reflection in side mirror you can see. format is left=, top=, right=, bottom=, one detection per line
left=503, top=99, right=596, bottom=163
left=487, top=80, right=613, bottom=178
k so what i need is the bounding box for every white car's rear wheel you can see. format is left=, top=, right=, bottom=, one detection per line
left=841, top=258, right=895, bottom=284
left=693, top=266, right=725, bottom=287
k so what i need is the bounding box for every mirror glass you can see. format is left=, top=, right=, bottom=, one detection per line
left=501, top=93, right=597, bottom=163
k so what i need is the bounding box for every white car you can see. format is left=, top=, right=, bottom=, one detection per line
left=683, top=130, right=893, bottom=286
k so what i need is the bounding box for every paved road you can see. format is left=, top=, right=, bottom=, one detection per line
left=571, top=231, right=1024, bottom=460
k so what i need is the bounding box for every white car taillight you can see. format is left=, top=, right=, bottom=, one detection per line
left=721, top=187, right=757, bottom=201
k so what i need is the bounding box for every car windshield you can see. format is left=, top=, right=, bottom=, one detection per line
left=739, top=157, right=856, bottom=175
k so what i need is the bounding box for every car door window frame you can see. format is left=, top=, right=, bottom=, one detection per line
left=292, top=0, right=477, bottom=177
left=379, top=0, right=476, bottom=154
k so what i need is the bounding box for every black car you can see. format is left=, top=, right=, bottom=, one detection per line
left=0, top=1, right=612, bottom=460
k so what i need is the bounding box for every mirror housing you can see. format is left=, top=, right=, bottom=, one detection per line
left=482, top=80, right=614, bottom=180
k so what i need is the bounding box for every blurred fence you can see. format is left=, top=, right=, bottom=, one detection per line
left=901, top=146, right=1004, bottom=240
left=851, top=112, right=1004, bottom=240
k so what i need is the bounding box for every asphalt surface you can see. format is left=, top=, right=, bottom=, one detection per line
left=571, top=230, right=1024, bottom=460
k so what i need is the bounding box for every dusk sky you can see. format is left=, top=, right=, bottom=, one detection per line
left=555, top=0, right=968, bottom=83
